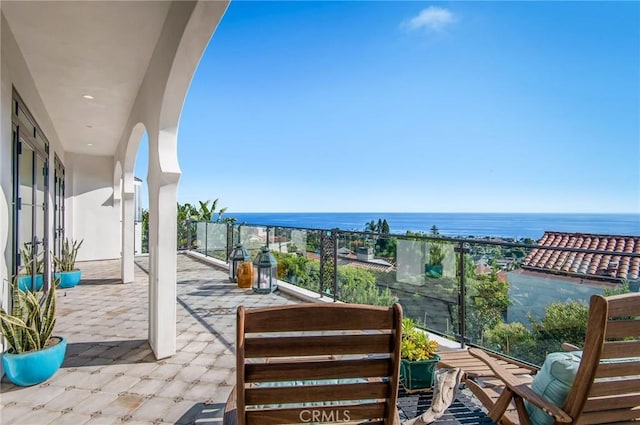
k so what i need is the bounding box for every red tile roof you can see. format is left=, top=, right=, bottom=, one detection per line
left=522, top=231, right=640, bottom=282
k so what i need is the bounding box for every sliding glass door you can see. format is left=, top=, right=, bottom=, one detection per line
left=12, top=91, right=50, bottom=288
left=53, top=156, right=65, bottom=268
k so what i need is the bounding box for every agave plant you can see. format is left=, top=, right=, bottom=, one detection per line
left=53, top=238, right=83, bottom=272
left=0, top=277, right=57, bottom=353
left=20, top=242, right=44, bottom=275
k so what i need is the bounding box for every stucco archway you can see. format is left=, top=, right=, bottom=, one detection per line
left=121, top=123, right=147, bottom=284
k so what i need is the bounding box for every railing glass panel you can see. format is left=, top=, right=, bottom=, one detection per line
left=394, top=238, right=460, bottom=337
left=240, top=225, right=267, bottom=258
left=181, top=220, right=638, bottom=366
left=272, top=227, right=321, bottom=294
left=206, top=223, right=227, bottom=261
left=194, top=222, right=207, bottom=254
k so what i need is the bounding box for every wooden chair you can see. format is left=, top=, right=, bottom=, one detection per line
left=223, top=303, right=403, bottom=425
left=467, top=292, right=640, bottom=425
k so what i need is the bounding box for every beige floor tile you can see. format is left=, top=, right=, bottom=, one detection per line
left=181, top=382, right=217, bottom=402
left=100, top=374, right=140, bottom=394
left=127, top=378, right=167, bottom=397
left=189, top=353, right=215, bottom=367
left=182, top=341, right=208, bottom=353
left=99, top=393, right=146, bottom=416
left=72, top=392, right=119, bottom=415
left=41, top=388, right=92, bottom=411
left=82, top=416, right=130, bottom=425
left=0, top=404, right=33, bottom=423
left=199, top=368, right=232, bottom=384
left=211, top=385, right=234, bottom=404
left=128, top=396, right=175, bottom=421
left=49, top=411, right=92, bottom=425
left=175, top=365, right=209, bottom=383
left=154, top=379, right=191, bottom=399
left=213, top=354, right=235, bottom=369
left=163, top=351, right=196, bottom=365
left=51, top=371, right=96, bottom=388
left=69, top=370, right=119, bottom=391
left=18, top=408, right=63, bottom=424
left=114, top=362, right=159, bottom=378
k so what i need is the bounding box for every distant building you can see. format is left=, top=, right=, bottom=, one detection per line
left=357, top=246, right=374, bottom=261
left=308, top=247, right=394, bottom=273
left=522, top=231, right=640, bottom=283
left=475, top=265, right=508, bottom=283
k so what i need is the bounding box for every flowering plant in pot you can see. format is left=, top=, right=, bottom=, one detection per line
left=0, top=277, right=66, bottom=386
left=53, top=238, right=83, bottom=288
left=400, top=318, right=440, bottom=391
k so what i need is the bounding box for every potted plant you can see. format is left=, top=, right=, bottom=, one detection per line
left=0, top=277, right=66, bottom=386
left=400, top=317, right=441, bottom=391
left=17, top=242, right=44, bottom=292
left=53, top=238, right=83, bottom=288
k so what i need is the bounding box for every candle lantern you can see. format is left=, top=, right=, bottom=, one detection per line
left=229, top=243, right=251, bottom=282
left=253, top=246, right=278, bottom=294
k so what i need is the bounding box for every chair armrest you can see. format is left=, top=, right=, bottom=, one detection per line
left=561, top=342, right=581, bottom=352
left=223, top=385, right=238, bottom=425
left=469, top=348, right=573, bottom=424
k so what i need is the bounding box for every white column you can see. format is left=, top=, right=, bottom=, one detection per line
left=147, top=132, right=179, bottom=359
left=121, top=189, right=135, bottom=284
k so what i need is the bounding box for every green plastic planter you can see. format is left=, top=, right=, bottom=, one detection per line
left=400, top=354, right=441, bottom=391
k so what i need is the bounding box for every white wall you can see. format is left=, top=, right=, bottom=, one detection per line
left=1, top=10, right=64, bottom=291
left=67, top=153, right=120, bottom=261
left=1, top=8, right=65, bottom=368
left=0, top=3, right=9, bottom=333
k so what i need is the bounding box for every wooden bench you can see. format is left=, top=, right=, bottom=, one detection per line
left=437, top=349, right=538, bottom=425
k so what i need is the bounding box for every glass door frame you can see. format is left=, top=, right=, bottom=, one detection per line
left=11, top=88, right=50, bottom=287
left=53, top=155, right=65, bottom=271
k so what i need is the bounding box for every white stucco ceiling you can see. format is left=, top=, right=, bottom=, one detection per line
left=2, top=1, right=172, bottom=156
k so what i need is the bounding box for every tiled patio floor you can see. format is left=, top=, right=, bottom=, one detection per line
left=1, top=253, right=490, bottom=425
left=1, top=254, right=299, bottom=424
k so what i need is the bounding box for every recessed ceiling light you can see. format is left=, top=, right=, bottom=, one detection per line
left=83, top=95, right=94, bottom=100
left=87, top=143, right=93, bottom=146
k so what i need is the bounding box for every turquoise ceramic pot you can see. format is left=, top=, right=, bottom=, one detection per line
left=2, top=336, right=67, bottom=386
left=54, top=270, right=82, bottom=288
left=17, top=274, right=43, bottom=292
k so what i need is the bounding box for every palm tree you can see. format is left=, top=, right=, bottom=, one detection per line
left=196, top=199, right=229, bottom=222
left=365, top=220, right=377, bottom=233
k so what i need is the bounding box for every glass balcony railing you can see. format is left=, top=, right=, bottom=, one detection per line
left=174, top=220, right=639, bottom=367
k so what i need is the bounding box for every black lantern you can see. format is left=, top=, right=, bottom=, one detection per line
left=229, top=243, right=251, bottom=282
left=253, top=246, right=277, bottom=293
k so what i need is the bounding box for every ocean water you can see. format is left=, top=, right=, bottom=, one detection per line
left=227, top=212, right=639, bottom=240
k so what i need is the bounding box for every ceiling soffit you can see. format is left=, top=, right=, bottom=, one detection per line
left=3, top=1, right=171, bottom=156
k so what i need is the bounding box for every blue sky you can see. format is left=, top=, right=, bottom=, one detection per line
left=135, top=1, right=640, bottom=213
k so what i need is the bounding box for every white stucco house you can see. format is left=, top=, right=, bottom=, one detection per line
left=0, top=1, right=229, bottom=361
